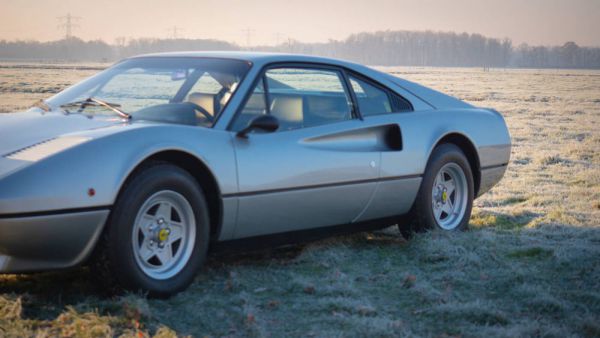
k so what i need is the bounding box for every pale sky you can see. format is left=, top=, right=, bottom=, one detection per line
left=0, top=0, right=598, bottom=46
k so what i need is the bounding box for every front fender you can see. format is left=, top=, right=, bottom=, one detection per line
left=0, top=124, right=236, bottom=215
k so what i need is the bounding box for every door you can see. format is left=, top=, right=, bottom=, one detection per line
left=229, top=66, right=381, bottom=238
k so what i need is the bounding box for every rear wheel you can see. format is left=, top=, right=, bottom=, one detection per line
left=94, top=163, right=209, bottom=297
left=399, top=143, right=474, bottom=236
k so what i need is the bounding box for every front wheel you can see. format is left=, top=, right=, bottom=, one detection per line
left=93, top=163, right=209, bottom=297
left=400, top=143, right=474, bottom=236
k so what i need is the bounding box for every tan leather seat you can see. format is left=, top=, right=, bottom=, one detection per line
left=270, top=95, right=303, bottom=129
left=244, top=93, right=267, bottom=114
left=187, top=92, right=215, bottom=117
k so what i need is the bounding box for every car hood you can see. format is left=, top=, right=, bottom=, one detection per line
left=0, top=111, right=127, bottom=156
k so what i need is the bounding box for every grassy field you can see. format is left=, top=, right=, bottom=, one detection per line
left=0, top=63, right=599, bottom=337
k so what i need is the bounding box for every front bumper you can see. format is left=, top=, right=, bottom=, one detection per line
left=0, top=209, right=109, bottom=273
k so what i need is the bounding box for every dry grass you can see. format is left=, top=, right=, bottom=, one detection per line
left=1, top=63, right=599, bottom=337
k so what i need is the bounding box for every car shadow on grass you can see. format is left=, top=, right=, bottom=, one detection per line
left=204, top=225, right=408, bottom=270
left=206, top=243, right=307, bottom=268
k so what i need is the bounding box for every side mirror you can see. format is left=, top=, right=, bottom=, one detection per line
left=236, top=115, right=279, bottom=138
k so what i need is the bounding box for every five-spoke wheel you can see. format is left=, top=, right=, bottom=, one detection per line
left=431, top=163, right=469, bottom=230
left=399, top=143, right=474, bottom=235
left=93, top=163, right=209, bottom=297
left=132, top=191, right=196, bottom=280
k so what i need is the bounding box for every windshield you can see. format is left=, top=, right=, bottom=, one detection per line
left=43, top=57, right=251, bottom=127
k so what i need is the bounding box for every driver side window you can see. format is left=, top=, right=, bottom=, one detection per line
left=231, top=67, right=352, bottom=132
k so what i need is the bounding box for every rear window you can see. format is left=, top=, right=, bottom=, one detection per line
left=349, top=74, right=412, bottom=115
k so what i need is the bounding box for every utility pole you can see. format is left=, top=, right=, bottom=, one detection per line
left=57, top=13, right=81, bottom=40
left=167, top=26, right=183, bottom=39
left=274, top=32, right=285, bottom=46
left=287, top=37, right=295, bottom=52
left=241, top=28, right=255, bottom=48
left=114, top=37, right=127, bottom=47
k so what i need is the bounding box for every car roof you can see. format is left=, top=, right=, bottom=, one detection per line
left=129, top=51, right=362, bottom=68
left=128, top=51, right=470, bottom=110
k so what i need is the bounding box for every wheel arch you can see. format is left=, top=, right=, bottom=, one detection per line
left=118, top=149, right=223, bottom=241
left=430, top=132, right=481, bottom=196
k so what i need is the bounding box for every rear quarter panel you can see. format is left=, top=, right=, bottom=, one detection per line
left=370, top=108, right=510, bottom=180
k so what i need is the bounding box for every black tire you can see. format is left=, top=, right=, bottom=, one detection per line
left=93, top=162, right=209, bottom=297
left=399, top=143, right=474, bottom=236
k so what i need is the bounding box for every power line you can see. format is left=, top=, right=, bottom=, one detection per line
left=57, top=13, right=81, bottom=40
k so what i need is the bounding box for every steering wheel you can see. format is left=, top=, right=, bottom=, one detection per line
left=186, top=102, right=214, bottom=123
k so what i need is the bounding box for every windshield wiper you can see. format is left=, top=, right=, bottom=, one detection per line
left=60, top=97, right=130, bottom=119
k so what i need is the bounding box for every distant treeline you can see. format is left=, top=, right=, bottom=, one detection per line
left=0, top=38, right=237, bottom=62
left=1, top=30, right=599, bottom=69
left=266, top=31, right=513, bottom=68
left=267, top=31, right=600, bottom=69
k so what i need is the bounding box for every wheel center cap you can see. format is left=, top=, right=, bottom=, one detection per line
left=442, top=191, right=448, bottom=203
left=158, top=228, right=170, bottom=242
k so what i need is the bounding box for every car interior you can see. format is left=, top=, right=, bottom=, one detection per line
left=184, top=71, right=238, bottom=124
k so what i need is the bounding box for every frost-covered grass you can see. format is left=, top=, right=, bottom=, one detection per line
left=1, top=65, right=599, bottom=337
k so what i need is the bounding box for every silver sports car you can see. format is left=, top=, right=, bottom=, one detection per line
left=0, top=52, right=510, bottom=296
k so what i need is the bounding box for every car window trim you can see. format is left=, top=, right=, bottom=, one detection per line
left=339, top=69, right=363, bottom=120
left=261, top=73, right=272, bottom=115
left=227, top=61, right=361, bottom=132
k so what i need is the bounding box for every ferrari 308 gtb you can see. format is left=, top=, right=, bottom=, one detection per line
left=0, top=52, right=510, bottom=296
